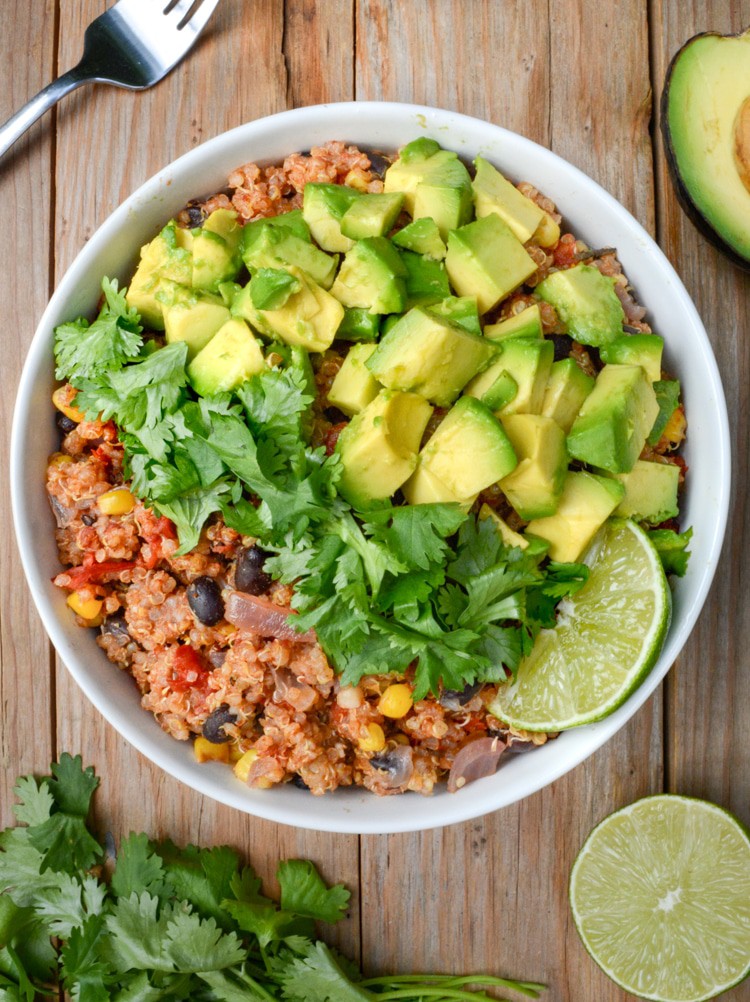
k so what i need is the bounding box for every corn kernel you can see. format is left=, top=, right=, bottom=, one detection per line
left=52, top=386, right=85, bottom=423
left=67, top=591, right=103, bottom=620
left=378, top=683, right=413, bottom=719
left=534, top=212, right=561, bottom=248
left=49, top=452, right=73, bottom=466
left=98, top=488, right=136, bottom=515
left=358, top=722, right=386, bottom=753
left=233, top=748, right=258, bottom=783
left=228, top=743, right=245, bottom=764
left=194, top=736, right=231, bottom=764
left=344, top=169, right=370, bottom=192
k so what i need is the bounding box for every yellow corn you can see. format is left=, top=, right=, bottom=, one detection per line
left=358, top=722, right=386, bottom=753
left=52, top=386, right=85, bottom=423
left=233, top=748, right=258, bottom=783
left=67, top=591, right=103, bottom=621
left=98, top=488, right=136, bottom=515
left=193, top=736, right=231, bottom=764
left=533, top=212, right=561, bottom=248
left=343, top=169, right=371, bottom=192
left=378, top=683, right=413, bottom=719
left=228, top=743, right=245, bottom=764
left=49, top=452, right=73, bottom=466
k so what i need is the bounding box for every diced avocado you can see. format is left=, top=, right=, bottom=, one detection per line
left=398, top=137, right=442, bottom=163
left=248, top=268, right=301, bottom=310
left=479, top=503, right=529, bottom=549
left=335, top=307, right=381, bottom=342
left=402, top=466, right=475, bottom=507
left=610, top=459, right=680, bottom=524
left=241, top=223, right=338, bottom=289
left=464, top=337, right=554, bottom=416
left=427, top=296, right=481, bottom=335
left=233, top=265, right=344, bottom=353
left=163, top=296, right=231, bottom=359
left=567, top=364, right=660, bottom=473
left=479, top=370, right=519, bottom=412
left=125, top=222, right=193, bottom=327
left=327, top=343, right=380, bottom=416
left=366, top=306, right=497, bottom=407
left=472, top=156, right=545, bottom=243
left=499, top=414, right=568, bottom=520
left=541, top=358, right=595, bottom=432
left=525, top=471, right=625, bottom=562
left=445, top=214, right=537, bottom=314
left=536, top=263, right=625, bottom=347
left=600, top=333, right=664, bottom=383
left=302, top=183, right=361, bottom=252
left=330, top=237, right=407, bottom=314
left=401, top=251, right=451, bottom=307
left=187, top=318, right=265, bottom=397
left=404, top=396, right=517, bottom=503
left=192, top=229, right=243, bottom=292
left=339, top=192, right=404, bottom=239
left=391, top=217, right=446, bottom=260
left=242, top=208, right=311, bottom=242
left=335, top=389, right=433, bottom=508
left=202, top=208, right=242, bottom=254
left=384, top=143, right=473, bottom=237
left=126, top=275, right=181, bottom=331
left=484, top=304, right=543, bottom=341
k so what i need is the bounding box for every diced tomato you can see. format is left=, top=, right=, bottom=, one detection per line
left=138, top=510, right=178, bottom=569
left=553, top=233, right=578, bottom=268
left=169, top=645, right=211, bottom=693
left=62, top=555, right=137, bottom=589
left=463, top=715, right=489, bottom=735
left=324, top=421, right=347, bottom=456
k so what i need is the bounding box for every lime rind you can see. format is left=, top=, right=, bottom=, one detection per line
left=488, top=518, right=671, bottom=731
left=570, top=795, right=750, bottom=1001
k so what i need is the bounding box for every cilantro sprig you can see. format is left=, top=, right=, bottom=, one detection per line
left=0, top=755, right=545, bottom=1001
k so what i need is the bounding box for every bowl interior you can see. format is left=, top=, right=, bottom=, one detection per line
left=11, top=102, right=730, bottom=834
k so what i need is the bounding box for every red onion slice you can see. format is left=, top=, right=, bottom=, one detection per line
left=447, top=735, right=507, bottom=793
left=224, top=590, right=315, bottom=643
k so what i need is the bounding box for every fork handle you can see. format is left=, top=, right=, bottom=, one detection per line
left=0, top=68, right=88, bottom=161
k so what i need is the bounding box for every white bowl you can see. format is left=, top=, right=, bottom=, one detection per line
left=11, top=102, right=730, bottom=834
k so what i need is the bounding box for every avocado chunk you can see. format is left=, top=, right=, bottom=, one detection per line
left=567, top=363, right=660, bottom=474
left=187, top=318, right=265, bottom=397
left=499, top=414, right=568, bottom=520
left=536, top=263, right=625, bottom=347
left=391, top=217, right=447, bottom=260
left=401, top=466, right=474, bottom=507
left=330, top=237, right=407, bottom=314
left=248, top=268, right=301, bottom=310
left=403, top=396, right=517, bottom=505
left=327, top=343, right=381, bottom=416
left=366, top=306, right=497, bottom=406
left=472, top=156, right=545, bottom=243
left=525, top=471, right=625, bottom=563
left=426, top=296, right=481, bottom=335
left=445, top=214, right=537, bottom=314
left=192, top=230, right=243, bottom=292
left=125, top=222, right=193, bottom=328
left=479, top=503, right=529, bottom=550
left=541, top=358, right=595, bottom=432
left=401, top=251, right=451, bottom=307
left=610, top=459, right=680, bottom=524
left=302, top=183, right=361, bottom=253
left=600, top=333, right=664, bottom=383
left=163, top=295, right=231, bottom=359
left=335, top=389, right=433, bottom=508
left=233, top=265, right=344, bottom=353
left=464, top=337, right=554, bottom=416
left=243, top=208, right=311, bottom=242
left=484, top=304, right=543, bottom=341
left=339, top=192, right=405, bottom=239
left=662, top=27, right=750, bottom=268
left=241, top=222, right=338, bottom=289
left=384, top=142, right=474, bottom=237
left=335, top=307, right=381, bottom=342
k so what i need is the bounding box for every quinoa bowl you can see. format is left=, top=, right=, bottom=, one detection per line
left=11, top=103, right=730, bottom=833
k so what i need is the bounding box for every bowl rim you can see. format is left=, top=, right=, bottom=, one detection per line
left=10, top=100, right=731, bottom=834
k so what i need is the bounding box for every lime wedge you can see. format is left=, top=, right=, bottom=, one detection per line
left=570, top=795, right=750, bottom=1001
left=488, top=518, right=671, bottom=730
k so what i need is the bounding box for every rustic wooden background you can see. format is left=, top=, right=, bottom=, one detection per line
left=1, top=1, right=749, bottom=998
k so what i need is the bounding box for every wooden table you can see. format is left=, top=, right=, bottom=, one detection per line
left=1, top=2, right=749, bottom=999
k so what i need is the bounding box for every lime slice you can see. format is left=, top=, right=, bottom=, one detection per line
left=488, top=518, right=671, bottom=730
left=570, top=795, right=750, bottom=1001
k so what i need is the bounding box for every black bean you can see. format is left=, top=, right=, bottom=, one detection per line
left=234, top=546, right=272, bottom=595
left=81, top=512, right=97, bottom=526
left=100, top=612, right=129, bottom=641
left=202, top=704, right=236, bottom=744
left=291, top=773, right=310, bottom=790
left=552, top=334, right=574, bottom=361
left=186, top=576, right=224, bottom=625
left=56, top=411, right=77, bottom=435
left=183, top=201, right=206, bottom=227
left=440, top=682, right=482, bottom=710
left=367, top=152, right=391, bottom=177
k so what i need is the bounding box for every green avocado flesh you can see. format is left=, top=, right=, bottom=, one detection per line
left=664, top=27, right=750, bottom=264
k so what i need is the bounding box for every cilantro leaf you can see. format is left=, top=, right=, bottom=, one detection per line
left=11, top=777, right=54, bottom=828
left=364, top=503, right=466, bottom=571
left=60, top=915, right=111, bottom=1002
left=276, top=941, right=372, bottom=1002
left=110, top=834, right=165, bottom=900
left=164, top=911, right=245, bottom=972
left=277, top=861, right=349, bottom=925
left=158, top=842, right=241, bottom=931
left=45, top=754, right=99, bottom=817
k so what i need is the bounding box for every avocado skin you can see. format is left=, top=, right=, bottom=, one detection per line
left=661, top=28, right=750, bottom=272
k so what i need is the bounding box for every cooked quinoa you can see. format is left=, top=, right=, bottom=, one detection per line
left=48, top=141, right=686, bottom=796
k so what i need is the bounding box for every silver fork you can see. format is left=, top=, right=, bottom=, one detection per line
left=0, top=0, right=220, bottom=161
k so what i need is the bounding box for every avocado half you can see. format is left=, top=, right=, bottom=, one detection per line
left=662, top=26, right=750, bottom=270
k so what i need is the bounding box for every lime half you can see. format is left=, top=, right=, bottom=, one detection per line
left=570, top=795, right=750, bottom=1001
left=488, top=518, right=671, bottom=730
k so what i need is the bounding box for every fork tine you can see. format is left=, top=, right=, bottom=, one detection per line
left=161, top=0, right=197, bottom=19
left=179, top=0, right=221, bottom=34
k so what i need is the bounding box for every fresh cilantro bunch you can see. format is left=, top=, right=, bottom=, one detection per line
left=0, top=755, right=545, bottom=1001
